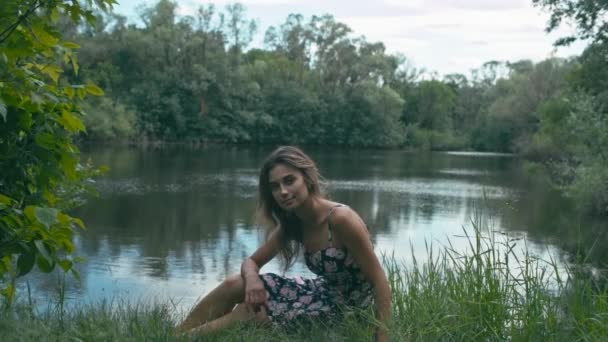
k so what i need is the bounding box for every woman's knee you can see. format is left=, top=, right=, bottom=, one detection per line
left=222, top=274, right=245, bottom=297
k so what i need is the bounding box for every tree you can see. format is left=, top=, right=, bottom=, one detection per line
left=533, top=0, right=608, bottom=45
left=471, top=59, right=572, bottom=152
left=569, top=43, right=608, bottom=110
left=532, top=0, right=608, bottom=216
left=224, top=3, right=257, bottom=65
left=345, top=82, right=405, bottom=147
left=0, top=0, right=112, bottom=303
left=264, top=14, right=313, bottom=83
left=404, top=80, right=456, bottom=131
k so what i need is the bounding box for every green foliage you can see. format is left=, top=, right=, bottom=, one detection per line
left=387, top=222, right=608, bottom=341
left=67, top=3, right=408, bottom=146
left=345, top=83, right=405, bottom=147
left=569, top=43, right=608, bottom=110
left=529, top=1, right=608, bottom=217
left=403, top=80, right=456, bottom=131
left=544, top=94, right=608, bottom=215
left=471, top=59, right=574, bottom=152
left=81, top=98, right=136, bottom=141
left=406, top=126, right=468, bottom=151
left=0, top=0, right=112, bottom=303
left=533, top=0, right=608, bottom=46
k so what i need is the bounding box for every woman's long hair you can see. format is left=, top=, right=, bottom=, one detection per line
left=256, top=146, right=325, bottom=271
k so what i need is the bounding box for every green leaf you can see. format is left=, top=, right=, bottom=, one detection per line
left=77, top=87, right=86, bottom=99
left=57, top=212, right=70, bottom=225
left=35, top=207, right=59, bottom=229
left=24, top=206, right=36, bottom=222
left=18, top=111, right=33, bottom=130
left=43, top=190, right=57, bottom=206
left=61, top=41, right=80, bottom=49
left=70, top=268, right=81, bottom=281
left=85, top=83, right=104, bottom=96
left=38, top=64, right=63, bottom=83
left=0, top=98, right=6, bottom=122
left=73, top=256, right=86, bottom=263
left=0, top=284, right=16, bottom=302
left=60, top=153, right=78, bottom=180
left=0, top=194, right=13, bottom=211
left=71, top=55, right=79, bottom=75
left=27, top=183, right=37, bottom=195
left=69, top=5, right=81, bottom=22
left=17, top=251, right=36, bottom=276
left=3, top=213, right=23, bottom=229
left=0, top=194, right=12, bottom=205
left=31, top=24, right=59, bottom=47
left=61, top=238, right=75, bottom=253
left=35, top=132, right=56, bottom=150
left=50, top=8, right=60, bottom=22
left=1, top=256, right=12, bottom=275
left=72, top=217, right=85, bottom=230
left=64, top=87, right=75, bottom=99
left=58, top=110, right=86, bottom=132
left=85, top=11, right=97, bottom=25
left=34, top=240, right=52, bottom=263
left=36, top=255, right=55, bottom=273
left=58, top=259, right=73, bottom=272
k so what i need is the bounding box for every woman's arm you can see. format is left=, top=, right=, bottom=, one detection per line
left=330, top=208, right=391, bottom=342
left=240, top=228, right=282, bottom=305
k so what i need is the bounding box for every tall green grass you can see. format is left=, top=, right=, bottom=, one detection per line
left=386, top=223, right=608, bottom=341
left=2, top=221, right=607, bottom=341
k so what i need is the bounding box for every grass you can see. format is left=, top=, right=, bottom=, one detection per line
left=2, top=219, right=608, bottom=341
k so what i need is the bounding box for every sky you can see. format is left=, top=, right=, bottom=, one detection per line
left=111, top=0, right=587, bottom=76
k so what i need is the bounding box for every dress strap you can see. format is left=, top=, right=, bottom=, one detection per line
left=327, top=204, right=345, bottom=246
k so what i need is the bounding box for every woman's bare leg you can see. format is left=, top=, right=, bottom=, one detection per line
left=176, top=274, right=246, bottom=332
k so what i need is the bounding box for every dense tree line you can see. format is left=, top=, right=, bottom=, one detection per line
left=66, top=1, right=409, bottom=147
left=63, top=2, right=584, bottom=150
left=64, top=0, right=605, bottom=216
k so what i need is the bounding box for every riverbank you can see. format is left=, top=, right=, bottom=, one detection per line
left=2, top=226, right=606, bottom=341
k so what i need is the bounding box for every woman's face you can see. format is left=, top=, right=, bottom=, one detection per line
left=268, top=163, right=310, bottom=210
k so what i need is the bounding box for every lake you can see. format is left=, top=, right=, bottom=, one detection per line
left=20, top=145, right=600, bottom=312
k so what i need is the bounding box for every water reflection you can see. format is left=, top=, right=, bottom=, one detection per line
left=19, top=146, right=600, bottom=312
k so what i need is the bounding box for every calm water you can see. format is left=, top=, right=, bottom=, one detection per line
left=20, top=145, right=602, bottom=311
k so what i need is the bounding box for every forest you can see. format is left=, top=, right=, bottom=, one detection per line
left=66, top=0, right=607, bottom=216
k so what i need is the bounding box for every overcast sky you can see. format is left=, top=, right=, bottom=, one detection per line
left=113, top=0, right=587, bottom=76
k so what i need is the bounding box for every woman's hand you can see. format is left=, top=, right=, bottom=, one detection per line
left=244, top=275, right=267, bottom=305
left=232, top=303, right=270, bottom=324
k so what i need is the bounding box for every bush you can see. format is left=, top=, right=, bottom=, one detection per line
left=405, top=126, right=468, bottom=151
left=81, top=98, right=136, bottom=141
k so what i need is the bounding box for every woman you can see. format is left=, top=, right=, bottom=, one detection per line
left=177, top=146, right=391, bottom=341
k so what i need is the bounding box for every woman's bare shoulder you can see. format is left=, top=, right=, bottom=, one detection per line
left=328, top=203, right=365, bottom=230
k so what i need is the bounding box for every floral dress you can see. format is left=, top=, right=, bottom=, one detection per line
left=258, top=205, right=374, bottom=326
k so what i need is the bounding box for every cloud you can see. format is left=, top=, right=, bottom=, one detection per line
left=189, top=0, right=302, bottom=7
left=336, top=3, right=582, bottom=75
left=470, top=40, right=488, bottom=46
left=383, top=0, right=530, bottom=12
left=114, top=0, right=585, bottom=75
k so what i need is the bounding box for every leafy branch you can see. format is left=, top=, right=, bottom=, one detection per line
left=0, top=0, right=45, bottom=45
